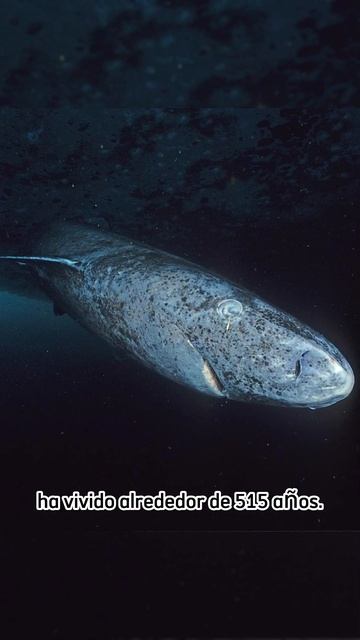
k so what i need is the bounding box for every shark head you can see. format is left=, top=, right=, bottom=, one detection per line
left=138, top=266, right=355, bottom=408
left=178, top=286, right=355, bottom=408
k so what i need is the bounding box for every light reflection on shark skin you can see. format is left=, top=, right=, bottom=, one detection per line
left=0, top=223, right=355, bottom=408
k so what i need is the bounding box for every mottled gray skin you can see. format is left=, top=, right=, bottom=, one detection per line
left=20, top=223, right=355, bottom=408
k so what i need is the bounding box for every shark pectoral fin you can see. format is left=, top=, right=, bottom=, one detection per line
left=201, top=358, right=225, bottom=397
left=154, top=321, right=225, bottom=397
left=0, top=256, right=80, bottom=268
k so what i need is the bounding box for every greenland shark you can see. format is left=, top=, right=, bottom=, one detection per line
left=0, top=223, right=354, bottom=408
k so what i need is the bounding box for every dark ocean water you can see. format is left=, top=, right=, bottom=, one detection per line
left=0, top=0, right=359, bottom=637
left=0, top=226, right=359, bottom=534
left=1, top=109, right=359, bottom=534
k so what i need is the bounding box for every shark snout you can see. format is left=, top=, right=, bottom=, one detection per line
left=305, top=348, right=355, bottom=409
left=323, top=353, right=354, bottom=404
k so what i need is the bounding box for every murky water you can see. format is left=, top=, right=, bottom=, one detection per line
left=1, top=0, right=359, bottom=634
left=0, top=220, right=358, bottom=533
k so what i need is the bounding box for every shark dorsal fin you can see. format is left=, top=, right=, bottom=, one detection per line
left=0, top=256, right=80, bottom=268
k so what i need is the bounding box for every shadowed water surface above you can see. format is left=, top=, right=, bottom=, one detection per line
left=1, top=1, right=360, bottom=636
left=0, top=0, right=359, bottom=108
left=0, top=108, right=359, bottom=249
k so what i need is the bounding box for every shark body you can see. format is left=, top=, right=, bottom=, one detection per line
left=0, top=223, right=354, bottom=408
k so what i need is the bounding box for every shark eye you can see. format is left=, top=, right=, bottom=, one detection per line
left=294, top=350, right=310, bottom=379
left=217, top=299, right=243, bottom=321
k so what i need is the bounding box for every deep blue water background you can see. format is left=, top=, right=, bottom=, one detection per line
left=1, top=108, right=360, bottom=636
left=0, top=0, right=359, bottom=636
left=0, top=239, right=358, bottom=530
left=0, top=110, right=358, bottom=535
